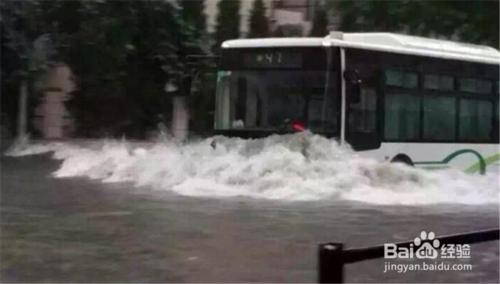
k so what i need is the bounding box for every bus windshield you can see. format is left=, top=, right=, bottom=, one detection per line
left=214, top=69, right=339, bottom=135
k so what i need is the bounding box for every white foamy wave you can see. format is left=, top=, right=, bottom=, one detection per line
left=4, top=133, right=499, bottom=205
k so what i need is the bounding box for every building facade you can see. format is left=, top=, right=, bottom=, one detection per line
left=205, top=0, right=334, bottom=38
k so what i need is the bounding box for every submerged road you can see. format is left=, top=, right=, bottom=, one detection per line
left=1, top=154, right=499, bottom=282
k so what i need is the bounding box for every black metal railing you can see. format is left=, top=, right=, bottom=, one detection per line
left=318, top=228, right=500, bottom=283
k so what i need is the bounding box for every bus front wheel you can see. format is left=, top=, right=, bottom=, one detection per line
left=391, top=154, right=414, bottom=166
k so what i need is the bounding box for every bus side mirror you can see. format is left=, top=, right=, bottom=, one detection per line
left=344, top=69, right=362, bottom=104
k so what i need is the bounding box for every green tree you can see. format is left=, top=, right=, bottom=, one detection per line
left=248, top=0, right=269, bottom=38
left=310, top=5, right=328, bottom=37
left=178, top=0, right=216, bottom=135
left=214, top=0, right=240, bottom=52
left=1, top=0, right=207, bottom=139
left=64, top=0, right=188, bottom=137
left=179, top=0, right=207, bottom=54
left=332, top=0, right=499, bottom=48
left=180, top=0, right=206, bottom=35
left=1, top=0, right=59, bottom=139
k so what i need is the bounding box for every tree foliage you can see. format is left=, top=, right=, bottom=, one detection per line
left=1, top=0, right=61, bottom=137
left=180, top=0, right=207, bottom=54
left=214, top=0, right=240, bottom=52
left=178, top=0, right=215, bottom=136
left=63, top=1, right=186, bottom=137
left=309, top=5, right=328, bottom=37
left=248, top=0, right=269, bottom=38
left=1, top=0, right=208, bottom=138
left=333, top=0, right=499, bottom=48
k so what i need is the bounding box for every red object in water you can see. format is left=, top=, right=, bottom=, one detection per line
left=291, top=120, right=306, bottom=132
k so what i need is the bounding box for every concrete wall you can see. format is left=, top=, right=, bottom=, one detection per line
left=205, top=0, right=273, bottom=36
left=205, top=0, right=319, bottom=38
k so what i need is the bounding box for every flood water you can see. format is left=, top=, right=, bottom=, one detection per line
left=1, top=136, right=499, bottom=282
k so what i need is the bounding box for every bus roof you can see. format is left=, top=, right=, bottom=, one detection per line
left=221, top=32, right=500, bottom=65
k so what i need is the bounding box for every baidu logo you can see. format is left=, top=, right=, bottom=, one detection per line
left=383, top=230, right=472, bottom=273
left=414, top=231, right=440, bottom=259
left=384, top=231, right=441, bottom=259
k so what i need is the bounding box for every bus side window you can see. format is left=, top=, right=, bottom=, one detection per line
left=384, top=92, right=420, bottom=141
left=423, top=95, right=457, bottom=141
left=383, top=69, right=420, bottom=141
left=458, top=99, right=493, bottom=141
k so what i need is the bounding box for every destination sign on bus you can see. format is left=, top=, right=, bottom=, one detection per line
left=242, top=51, right=302, bottom=68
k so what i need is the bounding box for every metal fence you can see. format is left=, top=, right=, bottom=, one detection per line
left=318, top=228, right=500, bottom=283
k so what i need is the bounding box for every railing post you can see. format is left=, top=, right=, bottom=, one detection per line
left=318, top=243, right=344, bottom=283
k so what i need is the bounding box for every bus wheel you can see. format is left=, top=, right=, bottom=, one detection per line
left=391, top=154, right=414, bottom=166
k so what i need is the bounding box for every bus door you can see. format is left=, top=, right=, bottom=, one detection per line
left=344, top=54, right=381, bottom=150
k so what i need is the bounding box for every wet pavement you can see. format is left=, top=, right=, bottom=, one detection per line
left=1, top=154, right=499, bottom=282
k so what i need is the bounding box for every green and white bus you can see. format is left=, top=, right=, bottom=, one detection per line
left=214, top=32, right=500, bottom=174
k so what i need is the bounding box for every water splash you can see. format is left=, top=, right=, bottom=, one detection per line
left=5, top=133, right=499, bottom=205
